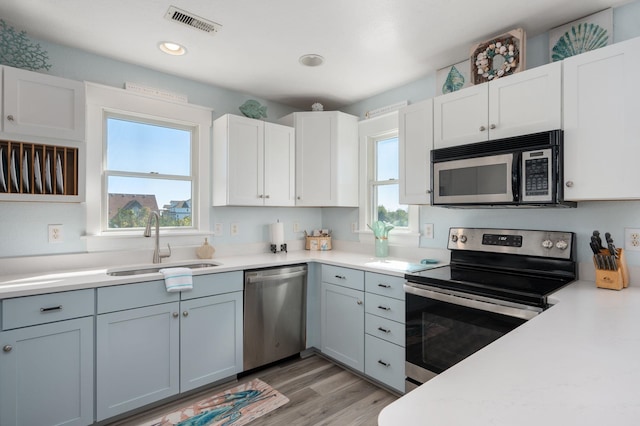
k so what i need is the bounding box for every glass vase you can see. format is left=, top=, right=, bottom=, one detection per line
left=375, top=238, right=389, bottom=258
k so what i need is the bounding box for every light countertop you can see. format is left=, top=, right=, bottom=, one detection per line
left=0, top=250, right=441, bottom=299
left=378, top=280, right=640, bottom=425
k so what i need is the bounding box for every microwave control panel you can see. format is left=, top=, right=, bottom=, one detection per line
left=522, top=148, right=552, bottom=202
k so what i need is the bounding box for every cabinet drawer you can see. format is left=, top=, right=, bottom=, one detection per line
left=365, top=334, right=405, bottom=393
left=2, top=289, right=94, bottom=330
left=365, top=313, right=405, bottom=347
left=365, top=272, right=405, bottom=300
left=365, top=293, right=405, bottom=323
left=97, top=280, right=179, bottom=314
left=182, top=271, right=243, bottom=300
left=322, top=265, right=364, bottom=291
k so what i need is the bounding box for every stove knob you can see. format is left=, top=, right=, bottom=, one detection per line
left=556, top=240, right=568, bottom=250
left=451, top=234, right=458, bottom=243
left=542, top=239, right=554, bottom=249
left=459, top=235, right=467, bottom=243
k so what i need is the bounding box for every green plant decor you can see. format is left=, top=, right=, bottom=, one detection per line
left=0, top=19, right=51, bottom=71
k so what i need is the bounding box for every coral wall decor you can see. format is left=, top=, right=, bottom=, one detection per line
left=549, top=9, right=612, bottom=62
left=0, top=20, right=51, bottom=71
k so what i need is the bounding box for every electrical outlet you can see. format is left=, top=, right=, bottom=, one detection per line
left=48, top=224, right=64, bottom=243
left=351, top=222, right=358, bottom=233
left=423, top=223, right=434, bottom=239
left=624, top=228, right=640, bottom=251
left=293, top=222, right=300, bottom=233
left=230, top=223, right=239, bottom=236
left=214, top=223, right=224, bottom=235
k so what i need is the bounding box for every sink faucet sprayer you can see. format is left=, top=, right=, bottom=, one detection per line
left=144, top=211, right=171, bottom=264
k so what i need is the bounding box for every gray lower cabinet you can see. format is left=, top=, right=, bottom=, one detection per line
left=0, top=290, right=94, bottom=426
left=320, top=265, right=365, bottom=372
left=96, top=301, right=180, bottom=421
left=96, top=272, right=243, bottom=422
left=364, top=272, right=406, bottom=393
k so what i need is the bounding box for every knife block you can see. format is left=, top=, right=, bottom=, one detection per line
left=594, top=248, right=629, bottom=290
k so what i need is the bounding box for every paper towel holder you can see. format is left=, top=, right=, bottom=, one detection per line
left=270, top=243, right=287, bottom=254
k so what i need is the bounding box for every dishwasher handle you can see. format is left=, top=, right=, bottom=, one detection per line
left=246, top=270, right=307, bottom=283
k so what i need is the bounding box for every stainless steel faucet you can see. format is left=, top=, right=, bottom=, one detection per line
left=144, top=211, right=171, bottom=264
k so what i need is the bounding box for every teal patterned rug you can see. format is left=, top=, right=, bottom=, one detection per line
left=140, top=379, right=288, bottom=426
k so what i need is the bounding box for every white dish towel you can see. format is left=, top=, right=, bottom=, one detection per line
left=159, top=267, right=193, bottom=292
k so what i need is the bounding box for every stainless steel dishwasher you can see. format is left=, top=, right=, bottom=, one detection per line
left=243, top=264, right=307, bottom=371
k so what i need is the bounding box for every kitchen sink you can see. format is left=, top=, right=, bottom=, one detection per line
left=106, top=261, right=220, bottom=276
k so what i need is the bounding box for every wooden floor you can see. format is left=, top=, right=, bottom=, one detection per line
left=107, top=354, right=398, bottom=426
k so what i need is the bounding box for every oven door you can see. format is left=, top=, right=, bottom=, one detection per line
left=433, top=153, right=515, bottom=205
left=404, top=283, right=539, bottom=388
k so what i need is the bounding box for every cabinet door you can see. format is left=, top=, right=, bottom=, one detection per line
left=263, top=122, right=295, bottom=206
left=227, top=115, right=265, bottom=205
left=180, top=292, right=243, bottom=392
left=434, top=83, right=488, bottom=148
left=399, top=99, right=433, bottom=204
left=96, top=302, right=180, bottom=421
left=365, top=334, right=405, bottom=393
left=295, top=112, right=334, bottom=206
left=563, top=37, right=640, bottom=200
left=489, top=61, right=562, bottom=140
left=320, top=282, right=364, bottom=372
left=2, top=66, right=85, bottom=142
left=0, top=317, right=94, bottom=426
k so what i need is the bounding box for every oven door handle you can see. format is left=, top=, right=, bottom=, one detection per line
left=404, top=284, right=541, bottom=320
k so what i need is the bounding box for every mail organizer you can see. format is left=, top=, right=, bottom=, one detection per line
left=594, top=248, right=629, bottom=290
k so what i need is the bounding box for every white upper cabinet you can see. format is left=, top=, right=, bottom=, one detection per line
left=434, top=61, right=562, bottom=149
left=399, top=99, right=433, bottom=205
left=2, top=66, right=85, bottom=143
left=213, top=114, right=295, bottom=206
left=279, top=111, right=358, bottom=207
left=563, top=36, right=640, bottom=200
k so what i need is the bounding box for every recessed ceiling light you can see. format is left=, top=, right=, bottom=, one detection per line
left=299, top=54, right=324, bottom=67
left=159, top=41, right=187, bottom=56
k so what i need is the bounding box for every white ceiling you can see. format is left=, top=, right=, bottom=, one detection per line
left=0, top=0, right=629, bottom=110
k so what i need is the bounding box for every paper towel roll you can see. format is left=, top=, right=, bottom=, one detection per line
left=270, top=222, right=284, bottom=246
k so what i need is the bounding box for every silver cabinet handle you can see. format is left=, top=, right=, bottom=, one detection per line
left=265, top=195, right=270, bottom=199
left=3, top=345, right=12, bottom=352
left=172, top=312, right=179, bottom=318
left=183, top=311, right=189, bottom=317
left=6, top=115, right=14, bottom=122
left=426, top=189, right=432, bottom=194
left=378, top=327, right=391, bottom=333
left=479, top=125, right=486, bottom=131
left=297, top=196, right=301, bottom=200
left=378, top=360, right=390, bottom=367
left=565, top=181, right=574, bottom=188
left=40, top=305, right=62, bottom=313
left=258, top=194, right=264, bottom=198
left=378, top=305, right=391, bottom=311
left=489, top=124, right=496, bottom=129
left=378, top=283, right=391, bottom=288
left=335, top=275, right=346, bottom=279
left=357, top=300, right=363, bottom=305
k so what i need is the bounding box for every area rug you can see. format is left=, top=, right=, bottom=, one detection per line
left=140, top=379, right=289, bottom=426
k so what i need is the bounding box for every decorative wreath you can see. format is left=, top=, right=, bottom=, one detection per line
left=474, top=37, right=519, bottom=82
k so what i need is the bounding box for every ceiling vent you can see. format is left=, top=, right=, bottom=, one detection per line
left=164, top=6, right=222, bottom=35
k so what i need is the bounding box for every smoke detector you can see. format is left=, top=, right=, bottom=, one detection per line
left=164, top=6, right=222, bottom=35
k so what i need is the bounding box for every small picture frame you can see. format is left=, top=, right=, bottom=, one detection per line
left=549, top=8, right=612, bottom=62
left=469, top=28, right=526, bottom=85
left=436, top=60, right=472, bottom=95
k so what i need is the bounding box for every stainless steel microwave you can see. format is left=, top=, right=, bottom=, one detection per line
left=431, top=130, right=575, bottom=207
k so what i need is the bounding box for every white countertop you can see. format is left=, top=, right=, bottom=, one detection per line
left=379, top=280, right=640, bottom=425
left=0, top=250, right=440, bottom=299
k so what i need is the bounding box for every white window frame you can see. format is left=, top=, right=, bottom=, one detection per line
left=85, top=83, right=212, bottom=252
left=358, top=112, right=419, bottom=246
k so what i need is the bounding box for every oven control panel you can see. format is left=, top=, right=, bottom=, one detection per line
left=448, top=228, right=574, bottom=259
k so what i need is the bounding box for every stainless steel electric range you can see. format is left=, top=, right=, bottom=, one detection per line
left=404, top=227, right=577, bottom=392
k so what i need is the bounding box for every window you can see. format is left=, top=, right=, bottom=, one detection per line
left=371, top=135, right=409, bottom=227
left=85, top=83, right=212, bottom=251
left=359, top=113, right=419, bottom=246
left=104, top=115, right=194, bottom=230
